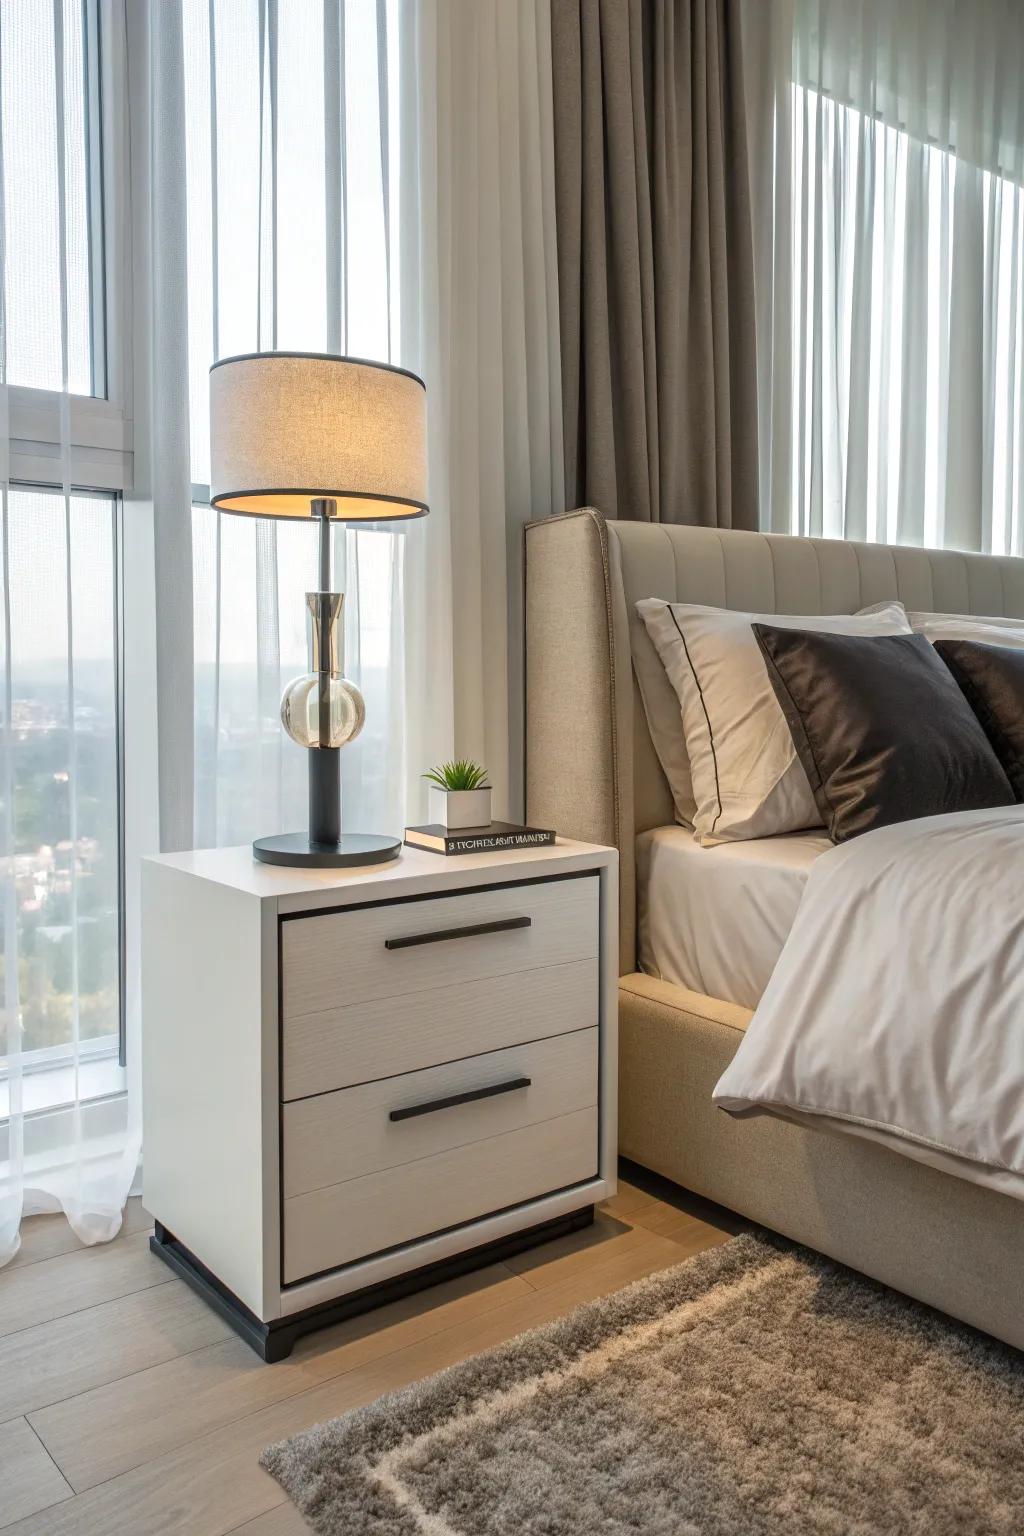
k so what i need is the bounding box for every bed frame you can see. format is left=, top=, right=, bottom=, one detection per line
left=525, top=509, right=1024, bottom=1351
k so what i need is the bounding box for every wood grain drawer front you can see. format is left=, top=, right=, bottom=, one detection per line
left=283, top=1105, right=598, bottom=1282
left=283, top=1027, right=598, bottom=1198
left=280, top=874, right=598, bottom=1023
left=282, top=956, right=598, bottom=1100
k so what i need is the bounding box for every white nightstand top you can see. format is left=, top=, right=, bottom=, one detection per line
left=145, top=836, right=617, bottom=915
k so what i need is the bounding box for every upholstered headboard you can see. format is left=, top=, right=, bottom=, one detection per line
left=524, top=509, right=1024, bottom=973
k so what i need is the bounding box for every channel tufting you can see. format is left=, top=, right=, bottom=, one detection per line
left=525, top=511, right=1024, bottom=971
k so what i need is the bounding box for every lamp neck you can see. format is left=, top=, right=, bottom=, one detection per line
left=308, top=592, right=344, bottom=675
left=311, top=497, right=338, bottom=593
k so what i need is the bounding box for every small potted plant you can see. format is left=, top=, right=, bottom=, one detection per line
left=423, top=760, right=492, bottom=830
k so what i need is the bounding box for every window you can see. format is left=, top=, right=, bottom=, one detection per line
left=1, top=0, right=126, bottom=1117
left=750, top=0, right=1024, bottom=557
left=786, top=83, right=1024, bottom=555
left=0, top=490, right=122, bottom=1112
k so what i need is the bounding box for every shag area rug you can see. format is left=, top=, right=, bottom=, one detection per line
left=261, top=1233, right=1024, bottom=1534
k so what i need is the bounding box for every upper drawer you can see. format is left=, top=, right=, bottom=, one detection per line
left=280, top=872, right=599, bottom=1021
left=282, top=957, right=598, bottom=1101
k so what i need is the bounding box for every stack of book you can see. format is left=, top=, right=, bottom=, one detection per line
left=404, top=820, right=556, bottom=856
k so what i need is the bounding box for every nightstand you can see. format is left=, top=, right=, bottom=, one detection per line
left=141, top=838, right=617, bottom=1360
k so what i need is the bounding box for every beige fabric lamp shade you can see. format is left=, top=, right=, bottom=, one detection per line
left=209, top=352, right=428, bottom=519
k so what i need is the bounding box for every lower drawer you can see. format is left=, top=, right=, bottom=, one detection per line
left=283, top=1028, right=598, bottom=1197
left=282, top=1106, right=598, bottom=1283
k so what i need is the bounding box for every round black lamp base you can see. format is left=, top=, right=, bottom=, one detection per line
left=252, top=832, right=402, bottom=869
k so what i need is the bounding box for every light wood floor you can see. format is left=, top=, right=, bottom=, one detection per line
left=0, top=1165, right=742, bottom=1535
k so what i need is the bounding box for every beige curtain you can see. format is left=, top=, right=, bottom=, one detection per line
left=400, top=0, right=564, bottom=823
left=552, top=0, right=758, bottom=527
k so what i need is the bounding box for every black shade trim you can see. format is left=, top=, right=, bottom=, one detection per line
left=209, top=349, right=426, bottom=388
left=211, top=488, right=429, bottom=521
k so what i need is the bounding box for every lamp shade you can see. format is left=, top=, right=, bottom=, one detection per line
left=209, top=352, right=428, bottom=520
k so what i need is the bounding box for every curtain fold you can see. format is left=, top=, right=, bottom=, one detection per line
left=745, top=0, right=1024, bottom=552
left=552, top=0, right=758, bottom=528
left=400, top=0, right=564, bottom=821
left=147, top=0, right=195, bottom=856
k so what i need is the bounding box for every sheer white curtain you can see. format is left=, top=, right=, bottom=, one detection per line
left=1, top=0, right=137, bottom=1267
left=744, top=0, right=1024, bottom=553
left=399, top=0, right=564, bottom=822
left=149, top=0, right=563, bottom=847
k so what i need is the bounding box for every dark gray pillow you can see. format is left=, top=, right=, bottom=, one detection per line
left=751, top=627, right=1014, bottom=842
left=935, top=639, right=1024, bottom=801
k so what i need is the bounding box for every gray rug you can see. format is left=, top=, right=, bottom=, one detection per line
left=261, top=1233, right=1024, bottom=1534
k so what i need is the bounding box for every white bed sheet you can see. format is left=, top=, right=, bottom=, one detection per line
left=636, top=824, right=832, bottom=1009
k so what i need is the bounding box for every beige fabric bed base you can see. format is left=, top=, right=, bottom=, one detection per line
left=620, top=973, right=1024, bottom=1352
left=525, top=509, right=1024, bottom=1349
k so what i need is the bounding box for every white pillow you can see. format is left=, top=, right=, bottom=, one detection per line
left=631, top=611, right=699, bottom=826
left=910, top=610, right=1024, bottom=646
left=636, top=598, right=911, bottom=845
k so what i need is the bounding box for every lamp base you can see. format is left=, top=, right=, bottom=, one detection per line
left=252, top=832, right=401, bottom=869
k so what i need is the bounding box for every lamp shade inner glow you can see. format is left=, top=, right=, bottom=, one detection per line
left=209, top=352, right=428, bottom=520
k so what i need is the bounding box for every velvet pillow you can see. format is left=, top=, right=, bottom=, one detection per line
left=635, top=598, right=911, bottom=844
left=935, top=639, right=1024, bottom=801
left=751, top=627, right=1014, bottom=842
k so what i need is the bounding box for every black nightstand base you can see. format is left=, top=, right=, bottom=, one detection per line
left=151, top=1206, right=595, bottom=1363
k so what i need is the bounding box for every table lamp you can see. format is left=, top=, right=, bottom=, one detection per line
left=209, top=351, right=428, bottom=867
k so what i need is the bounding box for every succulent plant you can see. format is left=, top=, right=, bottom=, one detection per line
left=423, top=759, right=490, bottom=791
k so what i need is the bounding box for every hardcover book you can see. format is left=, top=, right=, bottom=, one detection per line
left=404, top=820, right=556, bottom=855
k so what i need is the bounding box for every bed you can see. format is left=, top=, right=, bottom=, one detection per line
left=525, top=508, right=1024, bottom=1351
left=636, top=826, right=829, bottom=1009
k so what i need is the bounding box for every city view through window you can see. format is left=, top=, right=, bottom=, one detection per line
left=2, top=491, right=120, bottom=1060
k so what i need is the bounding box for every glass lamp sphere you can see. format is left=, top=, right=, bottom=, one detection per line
left=280, top=674, right=366, bottom=749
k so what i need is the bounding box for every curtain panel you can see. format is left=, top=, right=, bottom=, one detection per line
left=144, top=0, right=563, bottom=851
left=745, top=0, right=1024, bottom=553
left=552, top=0, right=758, bottom=528
left=0, top=1, right=139, bottom=1266
left=399, top=0, right=564, bottom=821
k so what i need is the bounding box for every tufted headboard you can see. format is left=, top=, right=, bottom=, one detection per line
left=524, top=509, right=1024, bottom=974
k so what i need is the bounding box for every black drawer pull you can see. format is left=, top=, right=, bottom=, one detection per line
left=389, top=1076, right=532, bottom=1122
left=384, top=915, right=531, bottom=950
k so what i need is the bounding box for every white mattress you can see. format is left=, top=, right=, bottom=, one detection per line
left=636, top=825, right=832, bottom=1010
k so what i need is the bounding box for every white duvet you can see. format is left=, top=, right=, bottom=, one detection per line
left=713, top=806, right=1024, bottom=1199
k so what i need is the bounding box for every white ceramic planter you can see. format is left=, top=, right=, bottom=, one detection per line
left=429, top=786, right=492, bottom=830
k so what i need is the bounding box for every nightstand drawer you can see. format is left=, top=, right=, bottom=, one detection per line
left=283, top=1104, right=598, bottom=1282
left=281, top=957, right=598, bottom=1099
left=283, top=1027, right=598, bottom=1196
left=280, top=873, right=598, bottom=1023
